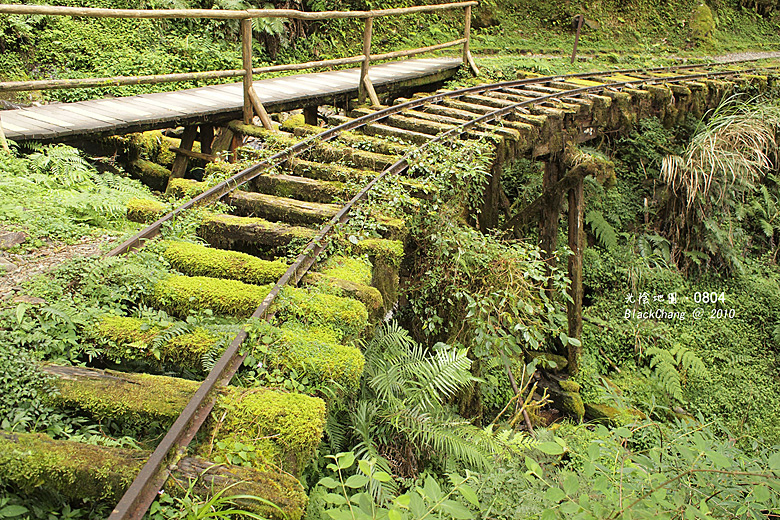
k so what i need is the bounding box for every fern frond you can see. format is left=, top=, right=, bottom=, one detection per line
left=586, top=210, right=618, bottom=250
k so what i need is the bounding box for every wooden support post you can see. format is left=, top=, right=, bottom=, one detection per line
left=199, top=124, right=214, bottom=155
left=211, top=126, right=235, bottom=159
left=169, top=125, right=198, bottom=179
left=567, top=177, right=584, bottom=375
left=463, top=5, right=479, bottom=76
left=303, top=105, right=318, bottom=126
left=540, top=154, right=563, bottom=294
left=359, top=17, right=375, bottom=105
left=241, top=18, right=253, bottom=125
left=247, top=86, right=274, bottom=130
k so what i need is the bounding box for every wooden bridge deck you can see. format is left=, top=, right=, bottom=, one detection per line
left=0, top=57, right=461, bottom=142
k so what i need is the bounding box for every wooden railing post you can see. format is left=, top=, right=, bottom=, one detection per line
left=241, top=18, right=254, bottom=125
left=359, top=17, right=380, bottom=106
left=463, top=5, right=478, bottom=76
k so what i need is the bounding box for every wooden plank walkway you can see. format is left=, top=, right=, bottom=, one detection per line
left=0, top=57, right=461, bottom=142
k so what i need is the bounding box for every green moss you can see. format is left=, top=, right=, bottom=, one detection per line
left=153, top=275, right=273, bottom=317
left=305, top=273, right=383, bottom=321
left=526, top=351, right=569, bottom=371
left=559, top=390, right=585, bottom=421
left=128, top=130, right=177, bottom=166
left=126, top=198, right=166, bottom=223
left=166, top=178, right=208, bottom=199
left=559, top=379, right=581, bottom=393
left=162, top=240, right=288, bottom=285
left=0, top=432, right=145, bottom=502
left=48, top=369, right=197, bottom=433
left=281, top=114, right=306, bottom=130
left=354, top=238, right=404, bottom=269
left=252, top=322, right=365, bottom=392
left=584, top=402, right=646, bottom=426
left=690, top=3, right=714, bottom=44
left=319, top=255, right=373, bottom=286
left=131, top=159, right=171, bottom=191
left=97, top=315, right=219, bottom=371
left=213, top=387, right=326, bottom=475
left=152, top=275, right=368, bottom=337
left=277, top=287, right=368, bottom=338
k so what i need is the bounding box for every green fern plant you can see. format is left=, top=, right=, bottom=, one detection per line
left=586, top=210, right=618, bottom=250
left=645, top=339, right=709, bottom=401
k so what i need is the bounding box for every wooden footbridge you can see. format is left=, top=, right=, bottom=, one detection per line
left=1, top=2, right=778, bottom=519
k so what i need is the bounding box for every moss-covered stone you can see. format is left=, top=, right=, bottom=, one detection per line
left=584, top=402, right=646, bottom=426
left=126, top=198, right=166, bottom=224
left=690, top=3, right=714, bottom=44
left=211, top=387, right=325, bottom=475
left=166, top=177, right=208, bottom=199
left=354, top=238, right=404, bottom=269
left=559, top=389, right=585, bottom=421
left=558, top=379, right=581, bottom=393
left=525, top=351, right=569, bottom=371
left=162, top=240, right=288, bottom=285
left=251, top=322, right=365, bottom=392
left=281, top=114, right=306, bottom=130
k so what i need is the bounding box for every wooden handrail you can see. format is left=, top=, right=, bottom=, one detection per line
left=0, top=1, right=479, bottom=127
left=0, top=1, right=476, bottom=20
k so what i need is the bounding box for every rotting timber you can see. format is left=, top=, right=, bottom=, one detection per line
left=3, top=60, right=777, bottom=519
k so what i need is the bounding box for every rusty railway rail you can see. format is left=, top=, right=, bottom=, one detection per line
left=63, top=57, right=775, bottom=519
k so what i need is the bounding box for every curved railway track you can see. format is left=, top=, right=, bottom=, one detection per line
left=4, top=58, right=776, bottom=519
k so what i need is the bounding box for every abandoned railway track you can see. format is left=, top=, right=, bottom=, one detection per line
left=4, top=58, right=777, bottom=519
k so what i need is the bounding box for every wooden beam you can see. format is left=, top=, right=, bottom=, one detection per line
left=199, top=124, right=214, bottom=155
left=0, top=2, right=479, bottom=21
left=363, top=75, right=380, bottom=107
left=0, top=119, right=9, bottom=153
left=169, top=125, right=198, bottom=179
left=303, top=106, right=318, bottom=126
left=241, top=18, right=253, bottom=125
left=540, top=154, right=563, bottom=293
left=359, top=17, right=373, bottom=105
left=567, top=177, right=584, bottom=375
left=169, top=146, right=217, bottom=162
left=211, top=126, right=235, bottom=157
left=248, top=86, right=274, bottom=131
left=463, top=5, right=478, bottom=76
left=506, top=168, right=584, bottom=234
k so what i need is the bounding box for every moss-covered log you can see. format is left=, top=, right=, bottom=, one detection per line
left=302, top=272, right=383, bottom=321
left=208, top=387, right=326, bottom=476
left=151, top=275, right=368, bottom=337
left=250, top=323, right=365, bottom=392
left=166, top=177, right=208, bottom=199
left=162, top=240, right=288, bottom=285
left=328, top=114, right=432, bottom=145
left=126, top=198, right=166, bottom=223
left=0, top=431, right=306, bottom=520
left=130, top=158, right=171, bottom=192
left=227, top=190, right=340, bottom=225
left=43, top=365, right=196, bottom=433
left=198, top=213, right=316, bottom=253
left=250, top=174, right=346, bottom=204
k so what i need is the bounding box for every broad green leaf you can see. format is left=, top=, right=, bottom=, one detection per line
left=615, top=427, right=632, bottom=438
left=409, top=492, right=427, bottom=518
left=538, top=442, right=565, bottom=455
left=544, top=487, right=566, bottom=502
left=358, top=459, right=371, bottom=476
left=373, top=470, right=393, bottom=482
left=395, top=494, right=410, bottom=508
left=337, top=452, right=355, bottom=470
left=326, top=509, right=355, bottom=520
left=319, top=477, right=340, bottom=489
left=563, top=474, right=579, bottom=495
left=0, top=506, right=28, bottom=517
left=768, top=452, right=780, bottom=472
left=438, top=499, right=473, bottom=519
left=753, top=484, right=771, bottom=503
left=324, top=493, right=347, bottom=505
left=388, top=510, right=403, bottom=520
left=423, top=476, right=442, bottom=501
left=525, top=455, right=543, bottom=477
left=345, top=474, right=369, bottom=488
left=358, top=492, right=374, bottom=514
left=458, top=483, right=479, bottom=507
left=587, top=442, right=600, bottom=461
left=540, top=509, right=557, bottom=520
left=705, top=450, right=731, bottom=468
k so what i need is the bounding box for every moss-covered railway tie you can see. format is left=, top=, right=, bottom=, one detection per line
left=4, top=59, right=775, bottom=519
